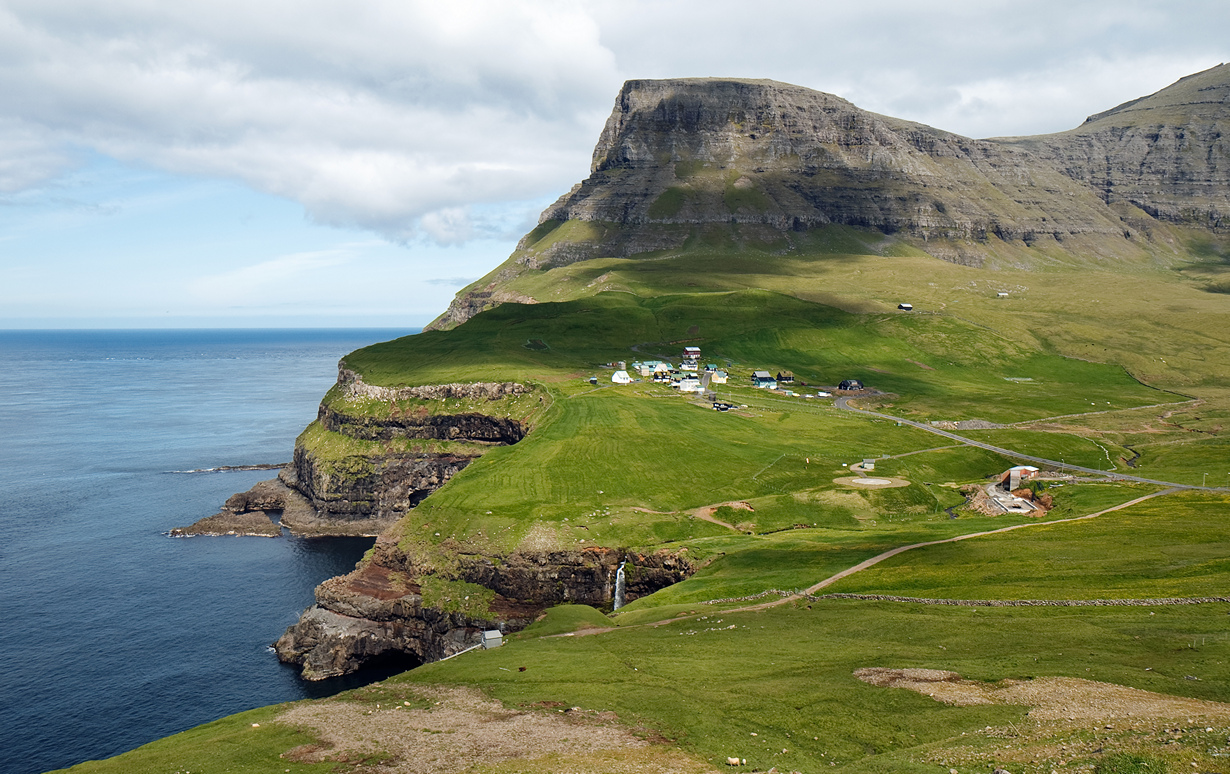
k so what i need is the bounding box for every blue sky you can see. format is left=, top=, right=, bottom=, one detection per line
left=0, top=0, right=1225, bottom=328
left=0, top=155, right=546, bottom=327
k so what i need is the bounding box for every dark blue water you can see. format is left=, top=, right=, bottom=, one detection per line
left=0, top=329, right=417, bottom=774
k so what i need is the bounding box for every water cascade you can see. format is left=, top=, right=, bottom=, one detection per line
left=613, top=561, right=627, bottom=610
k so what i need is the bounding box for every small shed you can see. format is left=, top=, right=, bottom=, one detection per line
left=898, top=303, right=913, bottom=311
left=997, top=292, right=1010, bottom=298
left=752, top=371, right=777, bottom=389
left=862, top=458, right=876, bottom=471
left=481, top=630, right=503, bottom=649
left=611, top=370, right=632, bottom=384
left=839, top=379, right=864, bottom=391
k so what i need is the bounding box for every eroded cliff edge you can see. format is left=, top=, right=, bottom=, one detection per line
left=274, top=536, right=694, bottom=680
left=179, top=368, right=534, bottom=537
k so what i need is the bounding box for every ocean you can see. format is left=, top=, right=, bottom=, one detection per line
left=0, top=329, right=417, bottom=774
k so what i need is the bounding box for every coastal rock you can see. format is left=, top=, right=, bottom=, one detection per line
left=171, top=478, right=290, bottom=537
left=275, top=542, right=697, bottom=680
left=317, top=403, right=526, bottom=444
left=336, top=368, right=529, bottom=402
left=285, top=444, right=475, bottom=530
left=170, top=509, right=281, bottom=538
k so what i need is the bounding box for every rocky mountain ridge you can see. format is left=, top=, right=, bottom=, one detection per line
left=431, top=64, right=1230, bottom=330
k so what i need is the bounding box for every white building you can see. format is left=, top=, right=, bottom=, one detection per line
left=611, top=370, right=632, bottom=384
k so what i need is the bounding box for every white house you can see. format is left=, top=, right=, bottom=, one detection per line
left=611, top=370, right=632, bottom=384
left=678, top=376, right=702, bottom=392
left=681, top=359, right=699, bottom=372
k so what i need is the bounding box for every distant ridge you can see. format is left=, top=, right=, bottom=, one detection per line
left=431, top=65, right=1230, bottom=329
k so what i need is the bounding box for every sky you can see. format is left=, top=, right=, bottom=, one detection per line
left=0, top=1, right=1225, bottom=328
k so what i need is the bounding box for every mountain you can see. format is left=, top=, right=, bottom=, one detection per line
left=431, top=66, right=1230, bottom=330
left=1000, top=62, right=1230, bottom=231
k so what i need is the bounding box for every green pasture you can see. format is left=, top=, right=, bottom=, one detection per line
left=398, top=380, right=1044, bottom=554
left=341, top=289, right=1167, bottom=424
left=416, top=600, right=1230, bottom=774
left=825, top=489, right=1230, bottom=600
left=65, top=600, right=1230, bottom=774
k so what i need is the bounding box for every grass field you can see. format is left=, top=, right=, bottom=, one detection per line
left=57, top=225, right=1230, bottom=774
left=65, top=600, right=1230, bottom=773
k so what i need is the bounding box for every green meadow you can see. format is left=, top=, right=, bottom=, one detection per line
left=58, top=224, right=1230, bottom=774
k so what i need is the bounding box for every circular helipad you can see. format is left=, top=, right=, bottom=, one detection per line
left=833, top=476, right=911, bottom=489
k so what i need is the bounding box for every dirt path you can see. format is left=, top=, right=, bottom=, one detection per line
left=732, top=487, right=1181, bottom=612
left=692, top=501, right=752, bottom=532
left=629, top=501, right=753, bottom=533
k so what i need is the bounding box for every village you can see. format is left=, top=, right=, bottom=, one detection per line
left=599, top=344, right=866, bottom=409
left=600, top=345, right=1060, bottom=517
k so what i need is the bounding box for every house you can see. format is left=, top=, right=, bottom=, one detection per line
left=681, top=359, right=699, bottom=372
left=1001, top=465, right=1041, bottom=491
left=704, top=363, right=718, bottom=372
left=683, top=346, right=701, bottom=361
left=776, top=370, right=794, bottom=383
left=678, top=376, right=702, bottom=393
left=898, top=303, right=913, bottom=311
left=611, top=370, right=632, bottom=384
left=710, top=370, right=728, bottom=384
left=839, top=379, right=864, bottom=390
left=752, top=371, right=777, bottom=389
left=654, top=362, right=673, bottom=374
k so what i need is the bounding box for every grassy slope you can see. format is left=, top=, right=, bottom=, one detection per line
left=61, top=229, right=1230, bottom=774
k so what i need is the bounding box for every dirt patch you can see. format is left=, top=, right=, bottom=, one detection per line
left=855, top=667, right=1230, bottom=721
left=277, top=684, right=714, bottom=774
left=693, top=501, right=754, bottom=532
left=857, top=668, right=1230, bottom=773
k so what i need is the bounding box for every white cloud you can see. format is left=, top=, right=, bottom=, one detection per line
left=0, top=0, right=1225, bottom=251
left=0, top=1, right=620, bottom=241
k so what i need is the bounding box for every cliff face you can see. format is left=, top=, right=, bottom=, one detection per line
left=1002, top=63, right=1230, bottom=233
left=428, top=66, right=1230, bottom=330
left=538, top=78, right=1123, bottom=245
left=275, top=538, right=696, bottom=680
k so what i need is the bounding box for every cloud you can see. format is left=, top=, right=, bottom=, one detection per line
left=0, top=1, right=620, bottom=241
left=0, top=0, right=1225, bottom=249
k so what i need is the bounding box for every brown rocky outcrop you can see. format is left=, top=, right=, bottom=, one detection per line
left=275, top=541, right=696, bottom=680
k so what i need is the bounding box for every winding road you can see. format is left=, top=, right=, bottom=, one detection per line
left=834, top=396, right=1222, bottom=491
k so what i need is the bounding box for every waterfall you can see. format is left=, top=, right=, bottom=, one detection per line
left=613, top=561, right=627, bottom=610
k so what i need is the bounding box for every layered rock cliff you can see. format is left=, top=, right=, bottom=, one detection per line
left=1001, top=63, right=1230, bottom=233
left=275, top=537, right=696, bottom=680
left=187, top=369, right=535, bottom=538
left=430, top=66, right=1230, bottom=329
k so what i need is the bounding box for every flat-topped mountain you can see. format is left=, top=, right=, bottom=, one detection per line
left=431, top=66, right=1230, bottom=329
